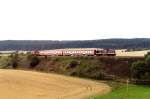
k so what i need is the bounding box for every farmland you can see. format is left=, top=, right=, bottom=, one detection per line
left=116, top=50, right=150, bottom=57
left=0, top=51, right=149, bottom=99
left=0, top=69, right=110, bottom=99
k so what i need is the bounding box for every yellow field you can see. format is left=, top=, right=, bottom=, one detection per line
left=116, top=50, right=150, bottom=57
left=0, top=69, right=110, bottom=99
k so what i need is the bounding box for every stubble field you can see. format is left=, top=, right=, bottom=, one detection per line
left=0, top=69, right=110, bottom=99
left=116, top=50, right=150, bottom=57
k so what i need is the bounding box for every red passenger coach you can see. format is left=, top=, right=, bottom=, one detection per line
left=62, top=50, right=95, bottom=56
left=37, top=50, right=63, bottom=56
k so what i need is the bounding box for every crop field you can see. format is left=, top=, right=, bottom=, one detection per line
left=116, top=50, right=150, bottom=57
left=0, top=69, right=110, bottom=99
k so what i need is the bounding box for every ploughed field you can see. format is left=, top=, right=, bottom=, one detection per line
left=0, top=69, right=110, bottom=99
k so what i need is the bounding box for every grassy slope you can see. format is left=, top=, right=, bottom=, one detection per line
left=91, top=84, right=150, bottom=99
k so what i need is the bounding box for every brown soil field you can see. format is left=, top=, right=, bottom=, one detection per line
left=0, top=69, right=110, bottom=99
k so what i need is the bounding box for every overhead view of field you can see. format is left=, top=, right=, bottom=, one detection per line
left=116, top=50, right=150, bottom=57
left=0, top=69, right=110, bottom=99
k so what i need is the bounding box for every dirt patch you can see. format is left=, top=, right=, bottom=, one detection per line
left=0, top=69, right=110, bottom=99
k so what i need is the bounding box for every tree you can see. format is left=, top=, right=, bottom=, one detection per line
left=131, top=61, right=145, bottom=79
left=131, top=55, right=150, bottom=82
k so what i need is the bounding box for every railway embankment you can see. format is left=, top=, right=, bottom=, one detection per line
left=0, top=54, right=144, bottom=80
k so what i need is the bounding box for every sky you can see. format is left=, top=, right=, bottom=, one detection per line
left=0, top=0, right=150, bottom=40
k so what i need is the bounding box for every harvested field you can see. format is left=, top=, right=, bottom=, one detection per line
left=0, top=69, right=110, bottom=99
left=116, top=50, right=150, bottom=57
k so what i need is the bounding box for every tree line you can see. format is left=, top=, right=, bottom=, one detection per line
left=0, top=38, right=150, bottom=50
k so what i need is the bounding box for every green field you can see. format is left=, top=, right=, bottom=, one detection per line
left=90, top=83, right=150, bottom=99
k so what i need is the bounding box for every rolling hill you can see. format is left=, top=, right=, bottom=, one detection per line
left=0, top=69, right=110, bottom=99
left=0, top=38, right=150, bottom=50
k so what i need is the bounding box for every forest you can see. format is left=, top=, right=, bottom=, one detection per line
left=0, top=38, right=150, bottom=50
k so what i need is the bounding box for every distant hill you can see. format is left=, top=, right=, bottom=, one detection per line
left=0, top=38, right=150, bottom=51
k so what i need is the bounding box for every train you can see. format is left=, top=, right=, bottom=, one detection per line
left=32, top=48, right=116, bottom=56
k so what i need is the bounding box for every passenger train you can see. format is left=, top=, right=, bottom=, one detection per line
left=32, top=48, right=116, bottom=56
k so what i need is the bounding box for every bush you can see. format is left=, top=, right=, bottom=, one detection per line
left=131, top=61, right=146, bottom=79
left=68, top=60, right=78, bottom=68
left=12, top=62, right=18, bottom=69
left=26, top=52, right=33, bottom=60
left=131, top=55, right=150, bottom=84
left=9, top=53, right=20, bottom=69
left=145, top=55, right=150, bottom=66
left=0, top=56, right=12, bottom=68
left=30, top=56, right=40, bottom=68
left=144, top=52, right=150, bottom=59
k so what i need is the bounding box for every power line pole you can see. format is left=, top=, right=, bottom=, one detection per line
left=126, top=79, right=129, bottom=99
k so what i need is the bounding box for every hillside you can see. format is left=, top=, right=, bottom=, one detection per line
left=0, top=69, right=110, bottom=99
left=1, top=55, right=143, bottom=79
left=0, top=38, right=150, bottom=50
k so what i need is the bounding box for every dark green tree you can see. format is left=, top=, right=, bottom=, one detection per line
left=131, top=55, right=150, bottom=81
left=30, top=56, right=40, bottom=68
left=131, top=61, right=145, bottom=79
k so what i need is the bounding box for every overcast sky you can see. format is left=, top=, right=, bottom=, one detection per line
left=0, top=0, right=150, bottom=40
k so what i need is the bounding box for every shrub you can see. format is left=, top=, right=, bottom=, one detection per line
left=12, top=62, right=18, bottom=69
left=8, top=53, right=20, bottom=69
left=145, top=55, right=150, bottom=66
left=68, top=60, right=78, bottom=68
left=131, top=54, right=150, bottom=85
left=144, top=52, right=150, bottom=59
left=26, top=52, right=32, bottom=60
left=30, top=56, right=40, bottom=68
left=0, top=56, right=12, bottom=68
left=131, top=61, right=145, bottom=79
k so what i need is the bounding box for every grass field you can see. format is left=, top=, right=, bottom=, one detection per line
left=90, top=83, right=150, bottom=99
